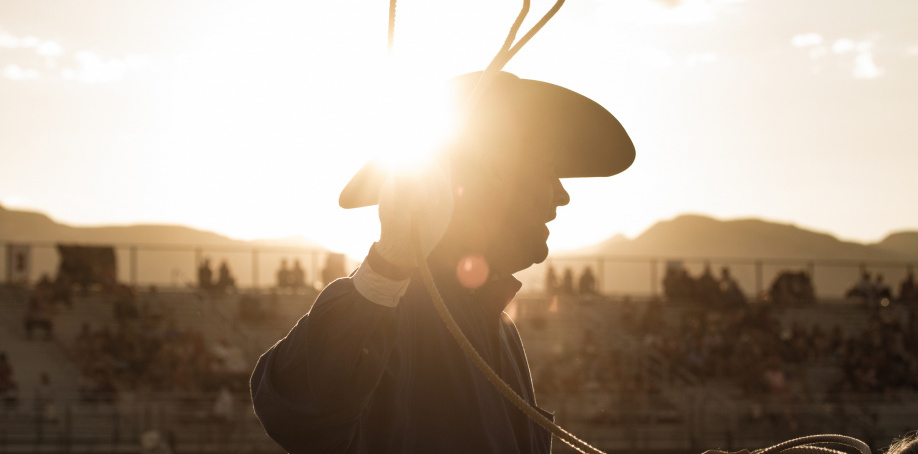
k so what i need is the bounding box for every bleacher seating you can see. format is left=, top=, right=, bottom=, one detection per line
left=3, top=281, right=917, bottom=453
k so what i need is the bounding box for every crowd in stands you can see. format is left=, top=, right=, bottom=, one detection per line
left=545, top=265, right=599, bottom=296
left=769, top=271, right=816, bottom=305
left=846, top=267, right=918, bottom=316
left=197, top=258, right=236, bottom=295
left=635, top=297, right=918, bottom=400
left=662, top=263, right=748, bottom=308
left=275, top=259, right=307, bottom=290
left=21, top=273, right=73, bottom=341
left=72, top=318, right=250, bottom=400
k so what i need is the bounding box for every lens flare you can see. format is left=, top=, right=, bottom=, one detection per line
left=456, top=254, right=489, bottom=289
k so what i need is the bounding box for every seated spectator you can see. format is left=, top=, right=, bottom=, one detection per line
left=899, top=267, right=917, bottom=303
left=719, top=267, right=747, bottom=308
left=276, top=259, right=290, bottom=289
left=578, top=266, right=597, bottom=295
left=695, top=263, right=720, bottom=304
left=197, top=259, right=213, bottom=291
left=768, top=270, right=815, bottom=305
left=0, top=352, right=18, bottom=408
left=560, top=268, right=574, bottom=295
left=290, top=259, right=306, bottom=289
left=215, top=260, right=236, bottom=294
left=544, top=265, right=559, bottom=296
left=663, top=261, right=695, bottom=300
left=24, top=294, right=53, bottom=340
left=875, top=273, right=892, bottom=301
left=846, top=270, right=875, bottom=300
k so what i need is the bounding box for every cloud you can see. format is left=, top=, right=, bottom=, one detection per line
left=792, top=33, right=823, bottom=48
left=907, top=45, right=918, bottom=57
left=791, top=33, right=885, bottom=79
left=62, top=51, right=151, bottom=83
left=0, top=28, right=43, bottom=49
left=0, top=30, right=19, bottom=48
left=853, top=47, right=883, bottom=79
left=36, top=41, right=63, bottom=58
left=3, top=64, right=40, bottom=80
left=0, top=28, right=148, bottom=82
left=832, top=38, right=856, bottom=54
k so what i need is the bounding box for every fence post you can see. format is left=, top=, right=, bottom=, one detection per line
left=650, top=259, right=658, bottom=297
left=130, top=246, right=138, bottom=286
left=755, top=260, right=762, bottom=298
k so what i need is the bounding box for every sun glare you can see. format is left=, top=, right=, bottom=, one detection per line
left=369, top=62, right=460, bottom=174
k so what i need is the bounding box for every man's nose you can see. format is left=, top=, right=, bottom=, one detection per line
left=553, top=179, right=570, bottom=207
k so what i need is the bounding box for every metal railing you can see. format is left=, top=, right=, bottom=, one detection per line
left=3, top=239, right=915, bottom=299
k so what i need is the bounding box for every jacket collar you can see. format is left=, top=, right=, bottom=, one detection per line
left=427, top=248, right=522, bottom=320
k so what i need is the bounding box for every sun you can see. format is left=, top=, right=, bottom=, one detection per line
left=367, top=60, right=462, bottom=174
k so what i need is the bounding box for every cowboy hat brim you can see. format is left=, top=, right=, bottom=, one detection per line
left=339, top=72, right=635, bottom=209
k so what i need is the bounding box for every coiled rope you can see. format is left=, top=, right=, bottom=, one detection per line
left=754, top=434, right=871, bottom=454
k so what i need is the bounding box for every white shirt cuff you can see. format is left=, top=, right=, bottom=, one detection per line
left=352, top=261, right=411, bottom=308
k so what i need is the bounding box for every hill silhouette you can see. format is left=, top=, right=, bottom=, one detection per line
left=572, top=214, right=918, bottom=262
left=0, top=204, right=328, bottom=287
left=0, top=204, right=322, bottom=249
left=4, top=206, right=917, bottom=294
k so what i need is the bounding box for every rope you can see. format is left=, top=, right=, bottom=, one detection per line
left=388, top=0, right=397, bottom=54
left=754, top=434, right=871, bottom=454
left=464, top=0, right=565, bottom=116
left=415, top=243, right=605, bottom=454
left=417, top=241, right=875, bottom=454
left=386, top=3, right=868, bottom=454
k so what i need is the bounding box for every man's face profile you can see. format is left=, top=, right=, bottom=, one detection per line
left=448, top=145, right=570, bottom=276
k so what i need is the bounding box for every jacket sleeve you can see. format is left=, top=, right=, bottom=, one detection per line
left=250, top=270, right=402, bottom=453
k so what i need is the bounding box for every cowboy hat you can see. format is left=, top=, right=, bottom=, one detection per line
left=339, top=71, right=635, bottom=209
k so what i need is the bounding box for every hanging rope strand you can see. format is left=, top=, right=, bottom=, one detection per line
left=495, top=0, right=565, bottom=72
left=388, top=0, right=397, bottom=53
left=495, top=0, right=531, bottom=67
left=464, top=0, right=564, bottom=117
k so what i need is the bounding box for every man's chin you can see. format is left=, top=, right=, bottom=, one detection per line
left=490, top=240, right=549, bottom=274
left=532, top=244, right=550, bottom=265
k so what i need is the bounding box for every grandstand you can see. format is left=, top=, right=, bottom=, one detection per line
left=1, top=253, right=917, bottom=453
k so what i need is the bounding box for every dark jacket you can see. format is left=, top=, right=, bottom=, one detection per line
left=251, top=260, right=552, bottom=453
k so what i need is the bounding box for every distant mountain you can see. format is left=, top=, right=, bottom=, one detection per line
left=568, top=214, right=918, bottom=261
left=0, top=204, right=322, bottom=250
left=0, top=204, right=330, bottom=287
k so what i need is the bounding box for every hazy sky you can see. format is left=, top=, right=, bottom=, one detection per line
left=1, top=0, right=916, bottom=258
